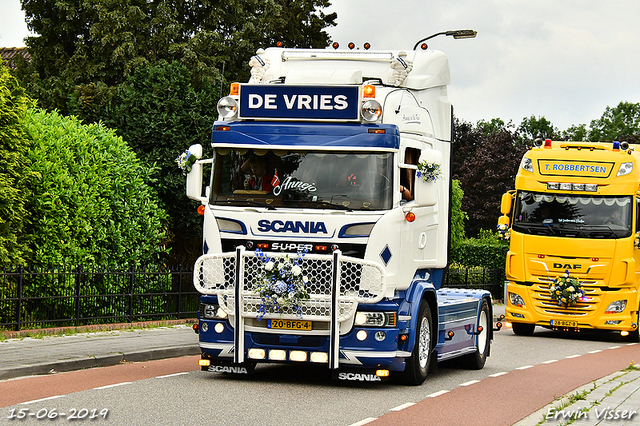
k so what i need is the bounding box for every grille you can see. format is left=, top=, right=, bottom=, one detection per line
left=530, top=282, right=602, bottom=317
left=194, top=250, right=386, bottom=322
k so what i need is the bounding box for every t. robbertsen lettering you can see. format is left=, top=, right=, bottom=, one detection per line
left=546, top=407, right=637, bottom=421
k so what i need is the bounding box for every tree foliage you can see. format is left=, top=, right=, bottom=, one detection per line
left=588, top=101, right=640, bottom=143
left=454, top=118, right=527, bottom=237
left=0, top=63, right=35, bottom=264
left=23, top=109, right=168, bottom=265
left=450, top=179, right=467, bottom=248
left=16, top=0, right=337, bottom=265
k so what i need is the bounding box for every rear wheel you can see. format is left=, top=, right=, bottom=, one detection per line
left=399, top=301, right=433, bottom=386
left=512, top=322, right=535, bottom=336
left=461, top=299, right=490, bottom=369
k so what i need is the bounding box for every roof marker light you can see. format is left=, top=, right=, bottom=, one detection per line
left=230, top=83, right=239, bottom=96
left=405, top=212, right=416, bottom=222
left=363, top=42, right=371, bottom=50
left=332, top=42, right=339, bottom=49
left=362, top=85, right=375, bottom=98
left=348, top=42, right=355, bottom=50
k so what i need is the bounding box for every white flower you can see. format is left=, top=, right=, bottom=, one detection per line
left=264, top=261, right=274, bottom=271
left=292, top=265, right=302, bottom=276
left=567, top=286, right=574, bottom=293
left=302, top=276, right=309, bottom=284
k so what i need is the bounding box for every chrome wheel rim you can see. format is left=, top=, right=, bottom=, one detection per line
left=418, top=316, right=431, bottom=369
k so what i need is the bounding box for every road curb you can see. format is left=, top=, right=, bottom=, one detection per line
left=0, top=345, right=200, bottom=381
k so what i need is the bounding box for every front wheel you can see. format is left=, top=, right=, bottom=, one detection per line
left=399, top=301, right=434, bottom=386
left=461, top=299, right=490, bottom=369
left=512, top=322, right=535, bottom=336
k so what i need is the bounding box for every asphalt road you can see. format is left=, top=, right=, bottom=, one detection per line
left=1, top=328, right=638, bottom=426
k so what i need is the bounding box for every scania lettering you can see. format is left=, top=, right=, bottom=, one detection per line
left=186, top=33, right=495, bottom=385
left=498, top=139, right=640, bottom=340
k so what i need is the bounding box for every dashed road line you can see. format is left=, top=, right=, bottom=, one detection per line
left=155, top=372, right=189, bottom=379
left=93, top=382, right=131, bottom=390
left=390, top=402, right=415, bottom=411
left=542, top=359, right=558, bottom=364
left=516, top=365, right=533, bottom=370
left=460, top=380, right=480, bottom=386
left=566, top=354, right=581, bottom=359
left=21, top=395, right=64, bottom=405
left=489, top=371, right=508, bottom=377
left=428, top=389, right=449, bottom=398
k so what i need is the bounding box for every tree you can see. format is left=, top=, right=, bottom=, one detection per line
left=450, top=179, right=468, bottom=248
left=588, top=101, right=640, bottom=143
left=517, top=115, right=561, bottom=144
left=101, top=61, right=219, bottom=263
left=23, top=109, right=168, bottom=265
left=456, top=124, right=526, bottom=237
left=0, top=63, right=35, bottom=264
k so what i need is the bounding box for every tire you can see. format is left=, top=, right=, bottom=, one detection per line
left=512, top=322, right=535, bottom=336
left=399, top=301, right=434, bottom=386
left=622, top=304, right=640, bottom=343
left=461, top=299, right=490, bottom=369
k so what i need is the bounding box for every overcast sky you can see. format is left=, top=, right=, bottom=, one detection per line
left=2, top=0, right=640, bottom=131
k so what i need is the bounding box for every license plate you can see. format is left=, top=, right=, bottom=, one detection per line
left=267, top=319, right=312, bottom=331
left=551, top=319, right=578, bottom=327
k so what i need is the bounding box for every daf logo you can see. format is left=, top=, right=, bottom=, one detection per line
left=553, top=263, right=582, bottom=270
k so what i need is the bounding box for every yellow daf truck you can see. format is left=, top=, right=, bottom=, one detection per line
left=498, top=139, right=640, bottom=340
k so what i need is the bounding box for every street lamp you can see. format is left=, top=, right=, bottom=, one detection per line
left=413, top=29, right=477, bottom=50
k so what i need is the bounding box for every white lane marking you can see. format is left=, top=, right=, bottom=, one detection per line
left=542, top=359, right=557, bottom=364
left=588, top=350, right=602, bottom=354
left=490, top=371, right=508, bottom=377
left=609, top=345, right=621, bottom=350
left=349, top=418, right=377, bottom=426
left=390, top=402, right=416, bottom=411
left=460, top=380, right=480, bottom=386
left=155, top=372, right=189, bottom=379
left=21, top=395, right=64, bottom=405
left=93, top=382, right=132, bottom=390
left=428, top=390, right=449, bottom=398
left=566, top=354, right=581, bottom=359
left=516, top=365, right=533, bottom=370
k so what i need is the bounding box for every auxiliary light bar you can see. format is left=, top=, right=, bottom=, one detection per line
left=547, top=182, right=597, bottom=192
left=281, top=50, right=394, bottom=62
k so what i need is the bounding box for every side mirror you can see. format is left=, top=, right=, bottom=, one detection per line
left=414, top=149, right=442, bottom=207
left=500, top=192, right=513, bottom=215
left=186, top=144, right=205, bottom=202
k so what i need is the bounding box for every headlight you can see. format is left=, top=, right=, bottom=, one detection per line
left=354, top=311, right=396, bottom=327
left=217, top=96, right=238, bottom=119
left=605, top=300, right=627, bottom=314
left=509, top=292, right=525, bottom=308
left=201, top=303, right=228, bottom=319
left=361, top=100, right=382, bottom=122
left=521, top=157, right=533, bottom=173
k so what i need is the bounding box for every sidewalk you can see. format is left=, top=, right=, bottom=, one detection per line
left=514, top=366, right=640, bottom=425
left=0, top=324, right=200, bottom=380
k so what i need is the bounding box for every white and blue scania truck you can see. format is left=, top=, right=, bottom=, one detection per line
left=185, top=33, right=494, bottom=385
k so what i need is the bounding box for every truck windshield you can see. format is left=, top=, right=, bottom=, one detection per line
left=209, top=148, right=394, bottom=211
left=512, top=191, right=632, bottom=239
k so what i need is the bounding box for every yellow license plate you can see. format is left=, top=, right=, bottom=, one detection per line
left=267, top=319, right=312, bottom=331
left=551, top=319, right=578, bottom=327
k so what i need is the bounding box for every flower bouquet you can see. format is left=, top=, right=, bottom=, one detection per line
left=416, top=161, right=442, bottom=183
left=549, top=271, right=584, bottom=307
left=176, top=149, right=197, bottom=175
left=253, top=250, right=310, bottom=319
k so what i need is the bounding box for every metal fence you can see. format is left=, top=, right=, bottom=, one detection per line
left=0, top=264, right=503, bottom=332
left=0, top=265, right=199, bottom=331
left=442, top=266, right=504, bottom=301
